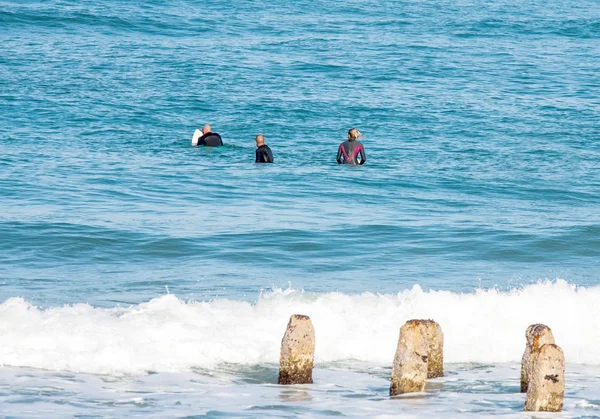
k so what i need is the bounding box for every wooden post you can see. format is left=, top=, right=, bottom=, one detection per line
left=521, top=324, right=555, bottom=392
left=525, top=344, right=565, bottom=412
left=390, top=320, right=429, bottom=395
left=278, top=314, right=315, bottom=385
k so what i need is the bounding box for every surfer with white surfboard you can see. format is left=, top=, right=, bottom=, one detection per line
left=191, top=124, right=223, bottom=147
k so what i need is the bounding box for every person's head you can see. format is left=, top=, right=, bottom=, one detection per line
left=202, top=124, right=212, bottom=135
left=348, top=128, right=362, bottom=141
left=255, top=134, right=265, bottom=147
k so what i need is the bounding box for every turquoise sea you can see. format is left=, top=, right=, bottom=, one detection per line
left=1, top=1, right=599, bottom=417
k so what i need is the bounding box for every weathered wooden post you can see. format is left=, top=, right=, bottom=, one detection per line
left=278, top=314, right=315, bottom=385
left=521, top=324, right=555, bottom=392
left=390, top=320, right=430, bottom=395
left=524, top=344, right=565, bottom=412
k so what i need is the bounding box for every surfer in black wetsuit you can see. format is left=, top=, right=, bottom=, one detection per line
left=255, top=134, right=273, bottom=163
left=194, top=124, right=223, bottom=146
left=336, top=128, right=366, bottom=165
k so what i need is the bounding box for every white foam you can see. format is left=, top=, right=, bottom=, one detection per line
left=1, top=280, right=599, bottom=374
left=576, top=400, right=600, bottom=409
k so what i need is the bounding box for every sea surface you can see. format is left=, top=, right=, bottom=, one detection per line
left=1, top=0, right=599, bottom=417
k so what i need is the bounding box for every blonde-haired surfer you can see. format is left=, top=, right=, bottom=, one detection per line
left=336, top=128, right=366, bottom=165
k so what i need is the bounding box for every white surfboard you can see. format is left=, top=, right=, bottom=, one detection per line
left=191, top=128, right=202, bottom=146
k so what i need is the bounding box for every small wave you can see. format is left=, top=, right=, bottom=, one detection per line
left=0, top=6, right=188, bottom=35
left=0, top=280, right=599, bottom=375
left=576, top=399, right=600, bottom=409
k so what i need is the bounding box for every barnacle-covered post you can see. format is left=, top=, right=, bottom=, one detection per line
left=278, top=314, right=315, bottom=385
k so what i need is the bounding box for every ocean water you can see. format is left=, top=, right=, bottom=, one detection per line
left=1, top=0, right=599, bottom=417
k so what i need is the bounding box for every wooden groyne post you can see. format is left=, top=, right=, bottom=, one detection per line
left=390, top=319, right=444, bottom=396
left=520, top=324, right=555, bottom=392
left=278, top=314, right=315, bottom=385
left=524, top=343, right=565, bottom=412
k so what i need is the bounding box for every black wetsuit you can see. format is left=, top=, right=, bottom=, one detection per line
left=255, top=144, right=273, bottom=163
left=197, top=132, right=223, bottom=147
left=336, top=140, right=366, bottom=165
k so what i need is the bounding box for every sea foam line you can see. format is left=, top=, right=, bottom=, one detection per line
left=0, top=280, right=599, bottom=375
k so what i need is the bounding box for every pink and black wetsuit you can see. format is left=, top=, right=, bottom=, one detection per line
left=336, top=140, right=366, bottom=165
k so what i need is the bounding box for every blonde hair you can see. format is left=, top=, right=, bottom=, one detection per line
left=348, top=128, right=362, bottom=141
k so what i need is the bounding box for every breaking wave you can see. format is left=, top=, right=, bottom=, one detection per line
left=1, top=280, right=599, bottom=374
